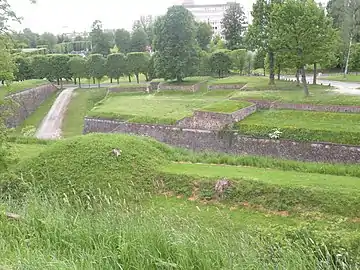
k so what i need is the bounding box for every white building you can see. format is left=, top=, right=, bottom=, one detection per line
left=182, top=1, right=248, bottom=39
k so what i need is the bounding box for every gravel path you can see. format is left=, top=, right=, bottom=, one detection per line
left=282, top=75, right=360, bottom=95
left=35, top=87, right=77, bottom=139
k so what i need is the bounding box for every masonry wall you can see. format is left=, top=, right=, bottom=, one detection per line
left=83, top=117, right=360, bottom=163
left=245, top=99, right=360, bottom=113
left=108, top=86, right=148, bottom=93
left=158, top=81, right=206, bottom=92
left=2, top=84, right=58, bottom=128
left=208, top=84, right=245, bottom=90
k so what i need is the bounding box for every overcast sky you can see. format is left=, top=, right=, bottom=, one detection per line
left=9, top=0, right=326, bottom=34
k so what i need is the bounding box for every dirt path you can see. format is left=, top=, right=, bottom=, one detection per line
left=35, top=87, right=77, bottom=139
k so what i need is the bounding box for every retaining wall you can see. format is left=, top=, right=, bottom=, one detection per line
left=244, top=99, right=360, bottom=113
left=176, top=105, right=256, bottom=130
left=208, top=84, right=246, bottom=90
left=2, top=84, right=58, bottom=128
left=83, top=117, right=360, bottom=163
left=158, top=81, right=206, bottom=92
left=108, top=86, right=148, bottom=93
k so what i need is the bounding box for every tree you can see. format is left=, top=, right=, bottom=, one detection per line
left=148, top=53, right=157, bottom=81
left=197, top=50, right=211, bottom=76
left=114, top=28, right=131, bottom=54
left=196, top=21, right=213, bottom=50
left=133, top=15, right=154, bottom=46
left=209, top=50, right=232, bottom=78
left=31, top=55, right=51, bottom=79
left=130, top=28, right=149, bottom=52
left=127, top=52, right=150, bottom=83
left=253, top=49, right=266, bottom=75
left=38, top=32, right=57, bottom=51
left=270, top=0, right=337, bottom=96
left=221, top=3, right=247, bottom=50
left=246, top=0, right=282, bottom=85
left=153, top=5, right=198, bottom=82
left=68, top=56, right=86, bottom=87
left=90, top=20, right=111, bottom=56
left=13, top=55, right=33, bottom=81
left=87, top=54, right=106, bottom=87
left=209, top=35, right=226, bottom=52
left=105, top=53, right=126, bottom=84
left=230, top=49, right=247, bottom=75
left=49, top=54, right=70, bottom=89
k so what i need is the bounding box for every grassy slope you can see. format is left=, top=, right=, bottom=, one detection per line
left=235, top=109, right=360, bottom=145
left=1, top=135, right=360, bottom=267
left=88, top=90, right=242, bottom=124
left=12, top=90, right=59, bottom=135
left=62, top=88, right=107, bottom=137
left=0, top=79, right=47, bottom=98
left=323, top=74, right=360, bottom=82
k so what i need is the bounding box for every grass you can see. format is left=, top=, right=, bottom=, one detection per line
left=0, top=79, right=48, bottom=98
left=62, top=88, right=107, bottom=137
left=323, top=74, right=360, bottom=82
left=88, top=91, right=239, bottom=124
left=11, top=90, right=59, bottom=135
left=200, top=100, right=252, bottom=113
left=235, top=109, right=360, bottom=145
left=1, top=134, right=360, bottom=267
left=8, top=143, right=47, bottom=164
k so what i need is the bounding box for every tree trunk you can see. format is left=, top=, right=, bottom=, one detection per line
left=74, top=77, right=77, bottom=84
left=296, top=69, right=300, bottom=86
left=93, top=77, right=95, bottom=84
left=344, top=36, right=352, bottom=77
left=219, top=70, right=221, bottom=78
left=300, top=66, right=309, bottom=96
left=60, top=79, right=63, bottom=90
left=79, top=78, right=81, bottom=88
left=128, top=75, right=131, bottom=82
left=277, top=64, right=281, bottom=80
left=98, top=79, right=100, bottom=88
left=145, top=73, right=149, bottom=81
left=263, top=67, right=266, bottom=76
left=136, top=74, right=139, bottom=83
left=313, top=63, right=317, bottom=85
left=117, top=78, right=119, bottom=84
left=57, top=78, right=60, bottom=85
left=110, top=77, right=113, bottom=83
left=268, top=51, right=275, bottom=85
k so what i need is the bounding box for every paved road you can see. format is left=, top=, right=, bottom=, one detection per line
left=282, top=75, right=360, bottom=95
left=35, top=87, right=77, bottom=139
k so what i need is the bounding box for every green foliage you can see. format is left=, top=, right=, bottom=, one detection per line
left=209, top=50, right=232, bottom=77
left=126, top=52, right=150, bottom=83
left=68, top=56, right=86, bottom=86
left=90, top=20, right=111, bottom=56
left=230, top=49, right=247, bottom=74
left=87, top=54, right=106, bottom=86
left=147, top=53, right=157, bottom=81
left=105, top=53, right=126, bottom=83
left=197, top=50, right=211, bottom=76
left=130, top=28, right=149, bottom=52
left=0, top=37, right=16, bottom=83
left=253, top=50, right=266, bottom=71
left=48, top=54, right=70, bottom=87
left=13, top=55, right=33, bottom=81
left=221, top=2, right=247, bottom=50
left=349, top=43, right=360, bottom=71
left=153, top=5, right=198, bottom=82
left=195, top=21, right=213, bottom=50
left=209, top=35, right=226, bottom=52
left=31, top=55, right=51, bottom=79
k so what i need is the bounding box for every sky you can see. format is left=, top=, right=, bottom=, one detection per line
left=9, top=0, right=327, bottom=34
left=9, top=0, right=256, bottom=34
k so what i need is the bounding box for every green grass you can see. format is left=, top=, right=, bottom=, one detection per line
left=8, top=143, right=47, bottom=164
left=0, top=79, right=48, bottom=98
left=323, top=74, right=360, bottom=82
left=1, top=134, right=360, bottom=267
left=160, top=162, right=360, bottom=217
left=12, top=90, right=59, bottom=135
left=88, top=91, right=235, bottom=124
left=62, top=88, right=107, bottom=137
left=200, top=100, right=252, bottom=113
left=231, top=78, right=360, bottom=105
left=235, top=109, right=360, bottom=145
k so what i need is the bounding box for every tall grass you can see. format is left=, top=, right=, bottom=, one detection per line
left=0, top=187, right=356, bottom=269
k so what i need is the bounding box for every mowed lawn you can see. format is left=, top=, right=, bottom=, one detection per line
left=235, top=109, right=360, bottom=145
left=89, top=91, right=243, bottom=124
left=0, top=79, right=47, bottom=98
left=162, top=163, right=360, bottom=192
left=323, top=74, right=360, bottom=82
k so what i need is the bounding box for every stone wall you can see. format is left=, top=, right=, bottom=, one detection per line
left=83, top=117, right=360, bottom=163
left=108, top=86, right=148, bottom=93
left=208, top=84, right=246, bottom=90
left=158, top=81, right=206, bottom=92
left=2, top=84, right=58, bottom=128
left=176, top=105, right=256, bottom=130
left=245, top=99, right=360, bottom=113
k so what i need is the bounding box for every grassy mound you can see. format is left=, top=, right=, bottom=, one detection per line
left=2, top=133, right=169, bottom=199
